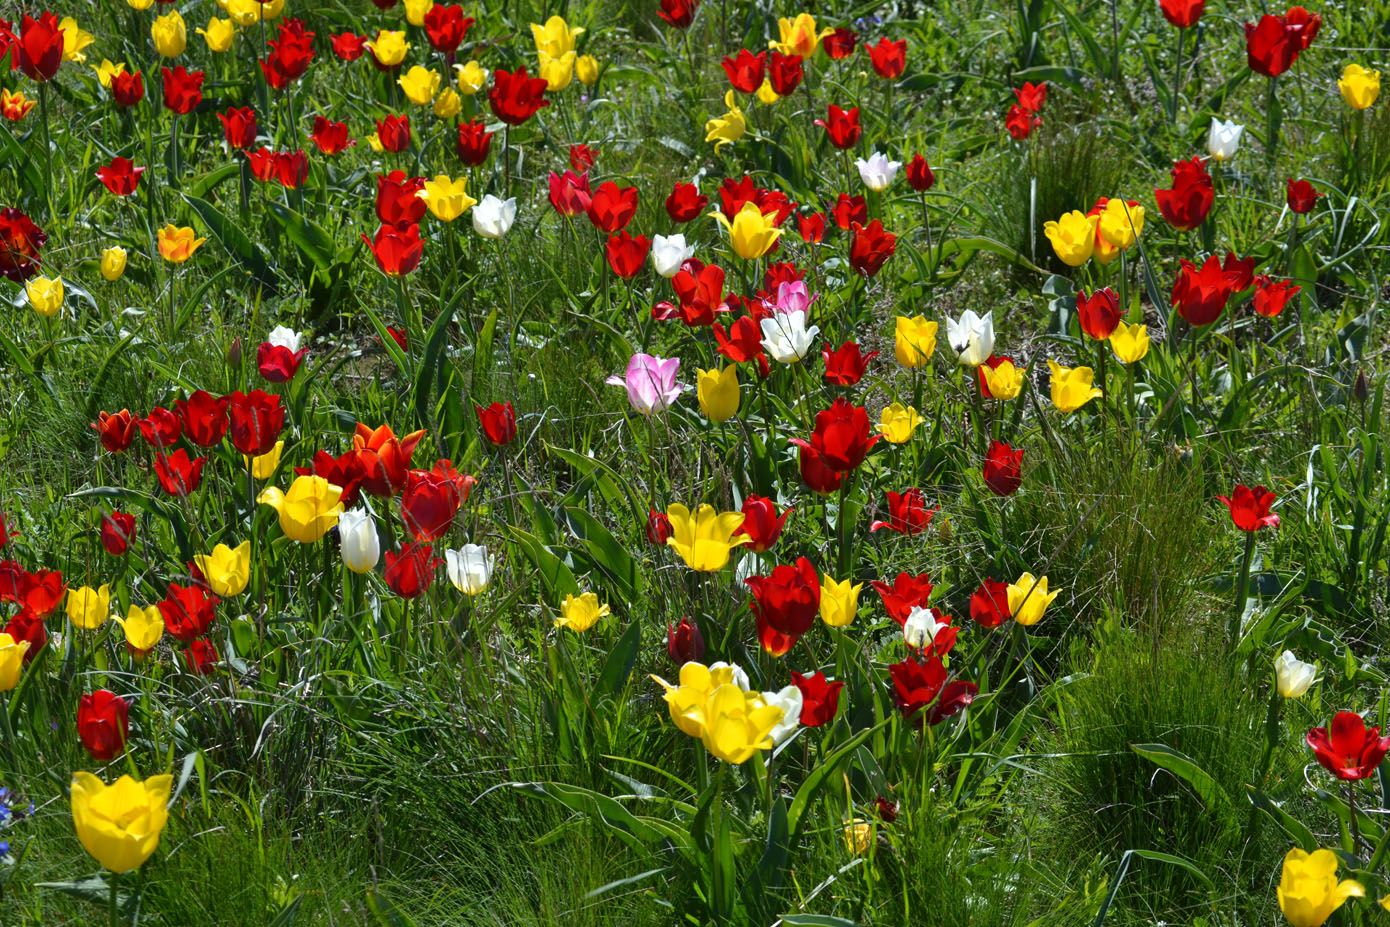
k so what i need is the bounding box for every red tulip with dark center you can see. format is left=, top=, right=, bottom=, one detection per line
left=767, top=51, right=803, bottom=96
left=376, top=114, right=411, bottom=152
left=310, top=116, right=353, bottom=155
left=657, top=0, right=698, bottom=28
left=217, top=106, right=258, bottom=149
left=1286, top=178, right=1321, bottom=214
left=1306, top=712, right=1390, bottom=781
left=111, top=70, right=144, bottom=107
left=822, top=28, right=856, bottom=59
left=745, top=556, right=820, bottom=636
left=905, top=154, right=934, bottom=191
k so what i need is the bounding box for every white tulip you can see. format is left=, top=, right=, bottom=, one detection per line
left=338, top=509, right=380, bottom=574
left=472, top=195, right=517, bottom=239
left=903, top=605, right=948, bottom=650
left=1274, top=650, right=1316, bottom=699
left=446, top=544, right=494, bottom=595
left=760, top=309, right=820, bottom=363
left=266, top=325, right=302, bottom=351
left=946, top=310, right=994, bottom=367
left=763, top=685, right=803, bottom=745
left=1207, top=118, right=1244, bottom=162
left=855, top=151, right=902, bottom=191
left=650, top=233, right=695, bottom=278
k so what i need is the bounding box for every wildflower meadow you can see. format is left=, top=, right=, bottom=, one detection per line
left=0, top=0, right=1388, bottom=923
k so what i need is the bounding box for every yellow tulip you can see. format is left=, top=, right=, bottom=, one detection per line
left=66, top=584, right=111, bottom=630
left=1042, top=211, right=1097, bottom=267
left=894, top=315, right=937, bottom=367
left=455, top=60, right=488, bottom=94
left=530, top=15, right=583, bottom=59
left=398, top=65, right=441, bottom=105
left=92, top=59, right=126, bottom=88
left=697, top=366, right=739, bottom=423
left=1048, top=359, right=1102, bottom=413
left=1097, top=199, right=1144, bottom=251
left=843, top=819, right=874, bottom=855
left=0, top=633, right=29, bottom=691
left=650, top=662, right=751, bottom=737
left=555, top=591, right=610, bottom=631
left=127, top=0, right=154, bottom=11
left=193, top=542, right=251, bottom=597
left=151, top=10, right=187, bottom=58
left=1278, top=847, right=1364, bottom=927
left=710, top=200, right=781, bottom=260
left=1007, top=572, right=1058, bottom=627
left=756, top=78, right=780, bottom=105
left=60, top=17, right=95, bottom=63
left=1093, top=231, right=1120, bottom=266
left=258, top=475, right=345, bottom=543
left=244, top=440, right=283, bottom=479
left=367, top=132, right=385, bottom=153
left=432, top=87, right=461, bottom=119
left=259, top=0, right=286, bottom=20
left=416, top=175, right=477, bottom=222
left=114, top=605, right=164, bottom=654
left=404, top=0, right=434, bottom=27
left=197, top=17, right=236, bottom=53
left=26, top=275, right=64, bottom=317
left=101, top=246, right=128, bottom=281
left=981, top=359, right=1025, bottom=400
left=70, top=772, right=172, bottom=873
left=221, top=0, right=267, bottom=27
left=704, top=90, right=746, bottom=154
left=769, top=13, right=833, bottom=57
left=1109, top=320, right=1150, bottom=364
left=538, top=50, right=575, bottom=92
left=701, top=684, right=782, bottom=763
left=665, top=503, right=751, bottom=572
left=1338, top=64, right=1380, bottom=110
left=819, top=575, right=862, bottom=627
left=157, top=225, right=206, bottom=263
left=576, top=54, right=599, bottom=85
left=369, top=30, right=410, bottom=68
left=876, top=402, right=922, bottom=444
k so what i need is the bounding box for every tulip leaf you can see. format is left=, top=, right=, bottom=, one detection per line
left=564, top=506, right=641, bottom=599
left=180, top=193, right=277, bottom=292
left=35, top=877, right=136, bottom=915
left=500, top=781, right=689, bottom=852
left=1129, top=743, right=1229, bottom=809
left=548, top=446, right=645, bottom=532
left=506, top=525, right=580, bottom=603
left=1091, top=849, right=1211, bottom=927
left=582, top=867, right=668, bottom=901
left=1246, top=788, right=1316, bottom=852
left=594, top=619, right=641, bottom=700
left=788, top=719, right=885, bottom=841
left=471, top=308, right=498, bottom=397
left=780, top=916, right=860, bottom=926
left=186, top=162, right=240, bottom=200
left=267, top=201, right=339, bottom=273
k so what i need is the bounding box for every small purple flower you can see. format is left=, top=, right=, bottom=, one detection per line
left=606, top=353, right=683, bottom=415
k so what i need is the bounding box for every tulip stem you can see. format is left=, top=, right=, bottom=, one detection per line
left=1348, top=781, right=1360, bottom=855
left=1170, top=27, right=1183, bottom=124
left=1228, top=530, right=1255, bottom=648
left=37, top=82, right=55, bottom=224
left=108, top=871, right=120, bottom=927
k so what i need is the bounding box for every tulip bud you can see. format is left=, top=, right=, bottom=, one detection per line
left=874, top=797, right=899, bottom=822
left=576, top=54, right=599, bottom=85
left=666, top=616, right=705, bottom=665
left=1274, top=650, right=1316, bottom=699
left=226, top=337, right=242, bottom=369
left=903, top=606, right=945, bottom=650
left=338, top=509, right=381, bottom=574
left=100, top=246, right=128, bottom=281
left=445, top=544, right=494, bottom=594
left=646, top=509, right=672, bottom=546
left=1354, top=369, right=1369, bottom=403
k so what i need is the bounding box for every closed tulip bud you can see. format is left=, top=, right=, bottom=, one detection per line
left=1354, top=369, right=1370, bottom=403
left=819, top=574, right=862, bottom=627
left=538, top=50, right=576, bottom=91
left=226, top=337, right=243, bottom=369
left=697, top=366, right=739, bottom=423
left=338, top=509, right=381, bottom=574
left=1207, top=117, right=1244, bottom=161
left=151, top=11, right=187, bottom=58
left=472, top=194, right=517, bottom=238
left=0, top=633, right=30, bottom=691
left=100, top=246, right=128, bottom=281
left=193, top=541, right=250, bottom=596
left=398, top=65, right=441, bottom=105
left=26, top=275, right=63, bottom=317
left=67, top=584, right=111, bottom=630
left=894, top=315, right=937, bottom=367
left=667, top=616, right=705, bottom=665
left=556, top=591, right=610, bottom=632
left=576, top=54, right=599, bottom=84
left=433, top=88, right=461, bottom=119
left=70, top=772, right=172, bottom=873
left=445, top=544, right=494, bottom=594
left=1274, top=650, right=1316, bottom=698
left=650, top=233, right=695, bottom=278
left=1338, top=64, right=1379, bottom=110
left=1109, top=320, right=1150, bottom=363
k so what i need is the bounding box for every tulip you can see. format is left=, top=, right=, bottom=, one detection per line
left=114, top=605, right=163, bottom=655
left=333, top=509, right=379, bottom=574
left=700, top=685, right=783, bottom=763
left=352, top=424, right=425, bottom=497
left=1006, top=572, right=1058, bottom=626
left=417, top=175, right=477, bottom=222
left=1046, top=359, right=1102, bottom=414
left=476, top=402, right=518, bottom=446
left=768, top=13, right=831, bottom=56
left=1287, top=178, right=1321, bottom=214
left=666, top=183, right=708, bottom=223
left=538, top=51, right=575, bottom=91
left=433, top=88, right=462, bottom=119
left=226, top=390, right=284, bottom=457
left=903, top=605, right=953, bottom=651
left=489, top=66, right=550, bottom=125
left=404, top=0, right=434, bottom=27
left=310, top=117, right=353, bottom=155
left=760, top=310, right=819, bottom=364
left=445, top=544, right=493, bottom=594
left=1274, top=650, right=1316, bottom=699
left=100, top=512, right=136, bottom=556
left=0, top=633, right=30, bottom=691
left=720, top=49, right=766, bottom=93
left=1109, top=320, right=1150, bottom=363
left=651, top=661, right=748, bottom=736
left=364, top=224, right=423, bottom=276
left=96, top=246, right=128, bottom=282
left=455, top=60, right=488, bottom=94
left=1097, top=199, right=1144, bottom=251
left=855, top=152, right=901, bottom=191
left=158, top=583, right=218, bottom=643
left=184, top=639, right=219, bottom=674
left=790, top=671, right=842, bottom=727
left=258, top=325, right=304, bottom=383
left=746, top=557, right=820, bottom=638
left=980, top=360, right=1024, bottom=400
left=983, top=440, right=1024, bottom=496
left=0, top=207, right=46, bottom=282
left=556, top=591, right=609, bottom=632
left=894, top=316, right=937, bottom=367
left=657, top=0, right=698, bottom=28
left=111, top=70, right=144, bottom=106
left=1218, top=484, right=1280, bottom=532
left=258, top=476, right=344, bottom=543
left=151, top=10, right=187, bottom=57
left=199, top=17, right=236, bottom=52
left=821, top=341, right=876, bottom=386
left=1338, top=64, right=1380, bottom=110
left=651, top=233, right=695, bottom=278
left=78, top=690, right=130, bottom=761
left=605, top=232, right=650, bottom=278
left=1171, top=255, right=1234, bottom=326
left=92, top=60, right=126, bottom=88
left=763, top=685, right=803, bottom=744
left=815, top=104, right=861, bottom=150
left=401, top=464, right=470, bottom=542
left=96, top=157, right=145, bottom=197
left=1, top=88, right=36, bottom=121
left=399, top=65, right=441, bottom=105
left=704, top=91, right=746, bottom=153
left=1154, top=157, right=1214, bottom=231
left=1207, top=118, right=1244, bottom=161
left=193, top=542, right=250, bottom=596
left=607, top=353, right=683, bottom=414
left=1042, top=211, right=1097, bottom=266
left=665, top=503, right=750, bottom=572
left=71, top=772, right=172, bottom=872
left=26, top=275, right=63, bottom=317
left=970, top=578, right=1013, bottom=628
left=697, top=366, right=739, bottom=423
left=1244, top=14, right=1301, bottom=78
left=667, top=616, right=705, bottom=665
left=793, top=397, right=879, bottom=472
left=1160, top=0, right=1204, bottom=28
left=472, top=195, right=517, bottom=238
left=375, top=115, right=412, bottom=152
left=1277, top=847, right=1363, bottom=927
left=576, top=54, right=599, bottom=84
left=946, top=310, right=994, bottom=366
left=531, top=14, right=583, bottom=58
left=383, top=544, right=441, bottom=598
left=157, top=225, right=206, bottom=263
left=368, top=29, right=410, bottom=67
left=152, top=449, right=205, bottom=496
left=866, top=36, right=906, bottom=79
left=890, top=653, right=973, bottom=720
left=1306, top=712, right=1390, bottom=781
left=66, top=584, right=111, bottom=631
left=876, top=403, right=923, bottom=444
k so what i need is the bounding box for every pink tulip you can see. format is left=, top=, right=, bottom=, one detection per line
left=606, top=353, right=683, bottom=414
left=767, top=280, right=817, bottom=316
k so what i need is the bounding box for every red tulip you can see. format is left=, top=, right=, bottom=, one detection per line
left=739, top=495, right=792, bottom=553
left=455, top=121, right=494, bottom=165
left=363, top=223, right=424, bottom=277
left=20, top=568, right=64, bottom=617
left=745, top=556, right=820, bottom=637
left=376, top=171, right=428, bottom=228
left=401, top=466, right=465, bottom=542
left=1076, top=287, right=1122, bottom=340
left=1217, top=484, right=1280, bottom=532
left=183, top=639, right=219, bottom=675
left=646, top=508, right=673, bottom=545
left=875, top=797, right=899, bottom=821
left=246, top=147, right=278, bottom=184
left=16, top=13, right=63, bottom=83
left=153, top=449, right=206, bottom=496
left=0, top=206, right=44, bottom=283
left=95, top=157, right=144, bottom=197
left=309, top=116, right=353, bottom=155
left=1160, top=0, right=1204, bottom=28
left=1154, top=157, right=1213, bottom=231
left=161, top=66, right=204, bottom=115
left=174, top=390, right=230, bottom=447
left=889, top=654, right=947, bottom=718
left=713, top=315, right=764, bottom=363
left=384, top=327, right=410, bottom=352
left=666, top=263, right=723, bottom=326
left=831, top=193, right=867, bottom=231
left=870, top=488, right=936, bottom=535
left=1306, top=711, right=1390, bottom=781
left=848, top=220, right=897, bottom=277
left=330, top=32, right=367, bottom=60
left=797, top=442, right=844, bottom=494
left=767, top=51, right=803, bottom=96
left=1285, top=6, right=1321, bottom=50
left=815, top=104, right=860, bottom=150
left=92, top=410, right=137, bottom=453
left=352, top=423, right=426, bottom=496
left=77, top=690, right=129, bottom=761
left=226, top=390, right=284, bottom=457
left=757, top=612, right=799, bottom=657
left=865, top=37, right=906, bottom=79
left=423, top=4, right=473, bottom=53
left=384, top=543, right=442, bottom=598
left=137, top=407, right=182, bottom=448
left=822, top=341, right=877, bottom=386
left=871, top=571, right=934, bottom=625
left=791, top=397, right=880, bottom=472
left=1244, top=14, right=1300, bottom=78
left=718, top=176, right=793, bottom=226
left=790, top=671, right=843, bottom=726
left=822, top=27, right=857, bottom=58
left=1171, top=255, right=1234, bottom=326
left=489, top=66, right=550, bottom=126
left=1222, top=251, right=1256, bottom=292
left=720, top=49, right=765, bottom=93
left=111, top=70, right=144, bottom=107
left=1005, top=104, right=1040, bottom=140
left=569, top=143, right=598, bottom=172
left=4, top=607, right=47, bottom=660
left=476, top=402, right=517, bottom=446
left=587, top=181, right=639, bottom=232
left=0, top=515, right=14, bottom=549
left=1286, top=178, right=1321, bottom=214
left=0, top=562, right=22, bottom=602
left=100, top=511, right=136, bottom=556
left=159, top=582, right=219, bottom=643
left=1013, top=81, right=1047, bottom=113
left=217, top=106, right=258, bottom=149
left=295, top=449, right=366, bottom=508
left=905, top=154, right=934, bottom=192
left=970, top=578, right=1012, bottom=628
left=1252, top=276, right=1300, bottom=317
left=665, top=181, right=707, bottom=223
left=657, top=0, right=698, bottom=28
left=273, top=150, right=308, bottom=189
left=546, top=171, right=590, bottom=218
left=666, top=616, right=705, bottom=665
left=605, top=231, right=650, bottom=279
left=983, top=440, right=1023, bottom=497
left=797, top=211, right=827, bottom=243
left=376, top=114, right=411, bottom=152
left=257, top=342, right=305, bottom=383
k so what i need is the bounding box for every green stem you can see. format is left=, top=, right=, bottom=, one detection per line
left=1228, top=530, right=1256, bottom=648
